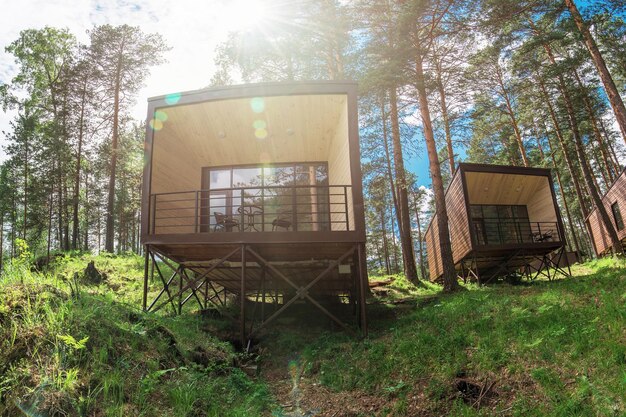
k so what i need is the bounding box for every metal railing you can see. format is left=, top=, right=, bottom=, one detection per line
left=149, top=185, right=352, bottom=234
left=471, top=220, right=562, bottom=246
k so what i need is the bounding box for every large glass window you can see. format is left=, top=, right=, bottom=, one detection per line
left=470, top=204, right=530, bottom=245
left=201, top=162, right=329, bottom=231
left=612, top=201, right=624, bottom=231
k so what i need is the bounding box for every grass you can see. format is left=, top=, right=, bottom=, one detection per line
left=287, top=258, right=626, bottom=416
left=0, top=252, right=274, bottom=416
left=0, top=251, right=624, bottom=416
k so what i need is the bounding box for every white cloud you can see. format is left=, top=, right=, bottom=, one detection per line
left=0, top=0, right=245, bottom=161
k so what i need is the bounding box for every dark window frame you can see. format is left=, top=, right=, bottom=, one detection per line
left=470, top=204, right=530, bottom=245
left=611, top=201, right=624, bottom=231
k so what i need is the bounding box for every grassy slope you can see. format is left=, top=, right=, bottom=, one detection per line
left=0, top=253, right=272, bottom=417
left=290, top=260, right=626, bottom=416
left=0, top=254, right=624, bottom=416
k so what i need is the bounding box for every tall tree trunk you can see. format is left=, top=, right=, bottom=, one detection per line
left=542, top=129, right=581, bottom=253
left=11, top=190, right=16, bottom=258
left=105, top=57, right=123, bottom=253
left=433, top=55, right=455, bottom=175
left=63, top=181, right=70, bottom=250
left=84, top=170, right=90, bottom=251
left=556, top=71, right=623, bottom=255
left=57, top=168, right=64, bottom=250
left=47, top=185, right=53, bottom=261
left=537, top=77, right=590, bottom=217
left=573, top=70, right=616, bottom=182
left=598, top=117, right=623, bottom=174
left=413, top=199, right=427, bottom=281
left=390, top=212, right=400, bottom=273
left=389, top=87, right=419, bottom=282
left=379, top=206, right=391, bottom=275
left=23, top=129, right=28, bottom=241
left=495, top=63, right=529, bottom=166
left=72, top=77, right=87, bottom=249
left=381, top=97, right=401, bottom=240
left=564, top=0, right=626, bottom=144
left=415, top=51, right=458, bottom=291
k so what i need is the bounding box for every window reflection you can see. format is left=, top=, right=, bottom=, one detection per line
left=201, top=163, right=330, bottom=231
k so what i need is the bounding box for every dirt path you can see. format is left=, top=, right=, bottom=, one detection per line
left=261, top=364, right=390, bottom=417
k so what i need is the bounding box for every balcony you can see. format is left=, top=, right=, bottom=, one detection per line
left=471, top=220, right=563, bottom=247
left=148, top=184, right=353, bottom=235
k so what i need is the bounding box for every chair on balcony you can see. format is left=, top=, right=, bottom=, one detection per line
left=531, top=230, right=553, bottom=242
left=272, top=209, right=292, bottom=231
left=214, top=212, right=239, bottom=232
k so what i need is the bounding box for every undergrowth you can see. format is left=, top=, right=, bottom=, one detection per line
left=289, top=258, right=626, bottom=416
left=0, top=252, right=274, bottom=416
left=1, top=251, right=624, bottom=416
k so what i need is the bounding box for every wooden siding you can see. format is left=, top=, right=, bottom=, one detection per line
left=151, top=94, right=348, bottom=195
left=526, top=177, right=558, bottom=223
left=425, top=169, right=471, bottom=281
left=587, top=170, right=626, bottom=256
left=328, top=102, right=353, bottom=231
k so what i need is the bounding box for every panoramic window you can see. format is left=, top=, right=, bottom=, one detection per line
left=611, top=202, right=624, bottom=231
left=470, top=204, right=530, bottom=245
left=201, top=162, right=329, bottom=231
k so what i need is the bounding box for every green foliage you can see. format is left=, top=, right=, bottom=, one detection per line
left=294, top=259, right=626, bottom=416
left=0, top=253, right=275, bottom=416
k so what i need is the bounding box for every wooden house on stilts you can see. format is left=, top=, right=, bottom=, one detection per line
left=425, top=163, right=571, bottom=284
left=586, top=169, right=626, bottom=256
left=140, top=82, right=368, bottom=346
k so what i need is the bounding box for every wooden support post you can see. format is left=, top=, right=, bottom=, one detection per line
left=204, top=278, right=209, bottom=310
left=143, top=247, right=149, bottom=311
left=178, top=267, right=183, bottom=315
left=261, top=267, right=266, bottom=323
left=357, top=243, right=368, bottom=337
left=240, top=244, right=247, bottom=349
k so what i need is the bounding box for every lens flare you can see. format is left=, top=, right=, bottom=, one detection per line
left=250, top=97, right=265, bottom=113
left=154, top=110, right=168, bottom=121
left=253, top=119, right=266, bottom=129
left=254, top=128, right=268, bottom=139
left=149, top=119, right=163, bottom=131
left=165, top=92, right=181, bottom=105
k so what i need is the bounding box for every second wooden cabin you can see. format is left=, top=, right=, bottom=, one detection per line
left=586, top=169, right=626, bottom=256
left=425, top=163, right=569, bottom=283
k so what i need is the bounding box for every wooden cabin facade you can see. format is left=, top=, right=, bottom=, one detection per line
left=425, top=163, right=569, bottom=283
left=586, top=169, right=626, bottom=256
left=140, top=82, right=368, bottom=344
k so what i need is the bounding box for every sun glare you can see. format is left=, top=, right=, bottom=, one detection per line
left=217, top=0, right=269, bottom=34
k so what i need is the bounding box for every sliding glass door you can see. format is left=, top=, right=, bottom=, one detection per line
left=200, top=162, right=329, bottom=232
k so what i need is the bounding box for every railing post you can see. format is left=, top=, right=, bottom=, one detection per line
left=344, top=186, right=349, bottom=231
left=292, top=186, right=297, bottom=232
left=194, top=191, right=199, bottom=233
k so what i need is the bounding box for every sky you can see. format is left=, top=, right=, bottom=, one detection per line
left=0, top=0, right=259, bottom=160
left=0, top=0, right=440, bottom=186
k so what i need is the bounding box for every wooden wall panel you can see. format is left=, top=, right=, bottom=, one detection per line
left=588, top=170, right=626, bottom=256
left=425, top=172, right=471, bottom=281
left=449, top=172, right=472, bottom=264
left=525, top=177, right=557, bottom=223
left=151, top=94, right=347, bottom=195
left=328, top=103, right=352, bottom=231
